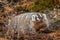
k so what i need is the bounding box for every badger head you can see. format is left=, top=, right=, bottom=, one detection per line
left=31, top=14, right=47, bottom=32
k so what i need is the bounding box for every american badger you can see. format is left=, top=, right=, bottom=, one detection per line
left=6, top=12, right=49, bottom=35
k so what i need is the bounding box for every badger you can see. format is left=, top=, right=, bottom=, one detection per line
left=6, top=12, right=49, bottom=38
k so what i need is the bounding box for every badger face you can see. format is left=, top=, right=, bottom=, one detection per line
left=31, top=14, right=47, bottom=32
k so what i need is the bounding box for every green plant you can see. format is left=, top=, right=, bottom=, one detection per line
left=29, top=0, right=54, bottom=12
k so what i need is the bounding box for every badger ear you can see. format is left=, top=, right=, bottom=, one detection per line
left=42, top=14, right=46, bottom=18
left=32, top=15, right=36, bottom=21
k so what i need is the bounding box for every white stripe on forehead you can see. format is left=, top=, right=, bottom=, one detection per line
left=32, top=14, right=41, bottom=21
left=36, top=13, right=43, bottom=21
left=38, top=13, right=42, bottom=17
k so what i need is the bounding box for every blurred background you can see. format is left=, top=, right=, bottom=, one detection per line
left=0, top=0, right=60, bottom=40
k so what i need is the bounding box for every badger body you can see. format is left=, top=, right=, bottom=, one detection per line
left=6, top=12, right=49, bottom=35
